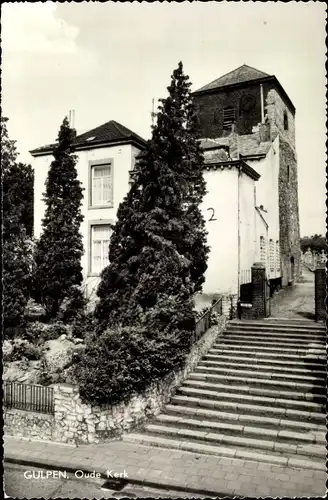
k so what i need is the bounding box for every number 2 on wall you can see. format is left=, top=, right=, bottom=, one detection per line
left=207, top=208, right=217, bottom=221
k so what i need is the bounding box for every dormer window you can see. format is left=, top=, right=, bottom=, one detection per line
left=283, top=111, right=288, bottom=131
left=223, top=107, right=235, bottom=130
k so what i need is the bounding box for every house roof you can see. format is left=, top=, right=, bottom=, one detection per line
left=195, top=65, right=271, bottom=93
left=204, top=159, right=261, bottom=181
left=30, top=120, right=146, bottom=157
left=193, top=64, right=295, bottom=112
left=200, top=135, right=271, bottom=159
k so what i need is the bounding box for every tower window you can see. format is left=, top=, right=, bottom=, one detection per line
left=287, top=165, right=290, bottom=182
left=223, top=107, right=235, bottom=130
left=283, top=111, right=288, bottom=131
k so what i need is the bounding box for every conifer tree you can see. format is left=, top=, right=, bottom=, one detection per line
left=95, top=62, right=209, bottom=329
left=2, top=117, right=33, bottom=329
left=32, top=117, right=84, bottom=319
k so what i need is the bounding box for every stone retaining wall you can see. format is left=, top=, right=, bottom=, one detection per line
left=4, top=409, right=54, bottom=442
left=4, top=316, right=226, bottom=445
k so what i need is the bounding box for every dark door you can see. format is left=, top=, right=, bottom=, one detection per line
left=265, top=279, right=271, bottom=317
left=290, top=256, right=295, bottom=283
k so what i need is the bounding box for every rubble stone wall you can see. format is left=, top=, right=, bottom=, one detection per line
left=4, top=316, right=227, bottom=445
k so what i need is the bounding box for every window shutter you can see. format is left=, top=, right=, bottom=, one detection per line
left=223, top=107, right=236, bottom=130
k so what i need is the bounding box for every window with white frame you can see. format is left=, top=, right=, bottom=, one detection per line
left=91, top=163, right=113, bottom=207
left=275, top=240, right=280, bottom=272
left=91, top=224, right=111, bottom=274
left=269, top=239, right=274, bottom=272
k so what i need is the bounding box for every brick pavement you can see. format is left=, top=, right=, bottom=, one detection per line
left=4, top=436, right=326, bottom=497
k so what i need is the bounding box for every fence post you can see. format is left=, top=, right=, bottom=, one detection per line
left=250, top=262, right=267, bottom=319
left=315, top=264, right=326, bottom=322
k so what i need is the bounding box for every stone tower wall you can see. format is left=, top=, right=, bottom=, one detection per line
left=278, top=138, right=302, bottom=285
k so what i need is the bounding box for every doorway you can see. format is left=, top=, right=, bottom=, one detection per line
left=289, top=256, right=295, bottom=285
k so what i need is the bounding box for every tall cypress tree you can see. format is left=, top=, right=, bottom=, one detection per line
left=2, top=117, right=33, bottom=330
left=32, top=117, right=84, bottom=319
left=95, top=62, right=209, bottom=329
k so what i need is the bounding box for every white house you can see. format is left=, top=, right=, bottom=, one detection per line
left=197, top=133, right=281, bottom=307
left=30, top=120, right=146, bottom=299
left=31, top=66, right=299, bottom=311
left=31, top=117, right=281, bottom=307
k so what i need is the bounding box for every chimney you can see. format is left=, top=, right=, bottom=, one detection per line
left=259, top=122, right=270, bottom=143
left=68, top=109, right=76, bottom=130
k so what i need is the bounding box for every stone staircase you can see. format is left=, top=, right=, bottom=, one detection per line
left=123, top=319, right=327, bottom=470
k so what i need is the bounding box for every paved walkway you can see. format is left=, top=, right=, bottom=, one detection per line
left=270, top=266, right=317, bottom=320
left=5, top=436, right=326, bottom=497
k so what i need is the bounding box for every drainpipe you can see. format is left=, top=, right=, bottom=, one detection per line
left=237, top=166, right=241, bottom=299
left=260, top=84, right=265, bottom=123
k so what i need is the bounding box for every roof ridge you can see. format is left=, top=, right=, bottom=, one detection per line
left=30, top=119, right=146, bottom=156
left=110, top=120, right=132, bottom=137
left=197, top=65, right=245, bottom=92
left=195, top=64, right=272, bottom=93
left=241, top=64, right=270, bottom=77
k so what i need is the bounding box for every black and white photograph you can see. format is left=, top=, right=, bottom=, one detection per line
left=2, top=1, right=326, bottom=498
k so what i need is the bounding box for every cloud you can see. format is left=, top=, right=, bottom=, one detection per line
left=2, top=2, right=79, bottom=55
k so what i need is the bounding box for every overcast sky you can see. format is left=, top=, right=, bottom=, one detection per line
left=2, top=1, right=326, bottom=236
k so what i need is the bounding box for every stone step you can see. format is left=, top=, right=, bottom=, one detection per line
left=123, top=434, right=326, bottom=471
left=170, top=395, right=325, bottom=424
left=127, top=425, right=326, bottom=463
left=226, top=329, right=326, bottom=339
left=199, top=359, right=327, bottom=378
left=204, top=352, right=326, bottom=370
left=182, top=379, right=327, bottom=404
left=253, top=318, right=326, bottom=327
left=195, top=364, right=326, bottom=383
left=147, top=421, right=326, bottom=451
left=220, top=333, right=326, bottom=345
left=209, top=347, right=326, bottom=363
left=177, top=386, right=325, bottom=413
left=210, top=344, right=325, bottom=357
left=226, top=320, right=326, bottom=335
left=188, top=371, right=326, bottom=394
left=164, top=404, right=326, bottom=432
left=213, top=340, right=325, bottom=353
left=229, top=320, right=326, bottom=332
left=154, top=414, right=326, bottom=445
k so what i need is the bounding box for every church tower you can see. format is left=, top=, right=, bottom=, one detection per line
left=192, top=65, right=301, bottom=287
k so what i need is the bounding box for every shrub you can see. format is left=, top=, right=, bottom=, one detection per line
left=3, top=340, right=14, bottom=361
left=3, top=326, right=27, bottom=340
left=210, top=312, right=219, bottom=325
left=70, top=312, right=96, bottom=339
left=24, top=320, right=69, bottom=343
left=38, top=358, right=53, bottom=386
left=196, top=306, right=211, bottom=320
left=24, top=299, right=47, bottom=323
left=45, top=321, right=70, bottom=340
left=76, top=297, right=195, bottom=406
left=4, top=338, right=42, bottom=362
left=57, top=285, right=87, bottom=324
